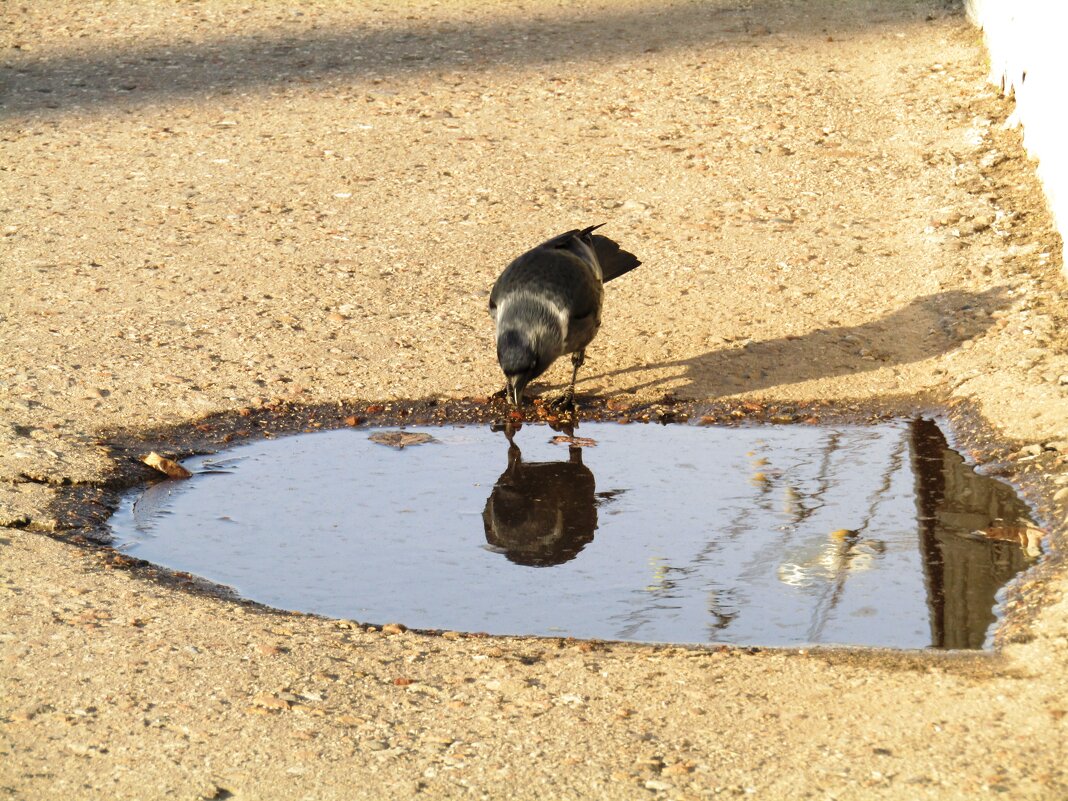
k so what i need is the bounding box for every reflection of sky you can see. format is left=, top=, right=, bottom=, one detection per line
left=111, top=422, right=988, bottom=647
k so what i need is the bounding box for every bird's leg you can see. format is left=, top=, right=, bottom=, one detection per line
left=568, top=348, right=585, bottom=398
left=491, top=381, right=516, bottom=404
left=546, top=349, right=585, bottom=411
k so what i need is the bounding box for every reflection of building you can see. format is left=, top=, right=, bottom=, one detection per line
left=911, top=419, right=1036, bottom=649
left=482, top=442, right=598, bottom=567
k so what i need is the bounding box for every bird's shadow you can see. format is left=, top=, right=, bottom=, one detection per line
left=582, top=287, right=1010, bottom=399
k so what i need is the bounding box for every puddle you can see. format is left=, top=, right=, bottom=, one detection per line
left=109, top=419, right=1041, bottom=649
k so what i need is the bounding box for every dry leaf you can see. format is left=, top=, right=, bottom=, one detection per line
left=142, top=451, right=192, bottom=479
left=974, top=526, right=1045, bottom=556
left=550, top=435, right=597, bottom=447
left=368, top=431, right=435, bottom=449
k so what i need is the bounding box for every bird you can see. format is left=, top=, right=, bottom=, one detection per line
left=488, top=224, right=641, bottom=407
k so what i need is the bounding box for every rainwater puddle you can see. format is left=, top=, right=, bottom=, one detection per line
left=109, top=419, right=1042, bottom=649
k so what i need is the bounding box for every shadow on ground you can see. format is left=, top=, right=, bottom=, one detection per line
left=4, top=0, right=956, bottom=117
left=583, top=287, right=1009, bottom=397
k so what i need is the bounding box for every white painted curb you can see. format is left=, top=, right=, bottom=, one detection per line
left=965, top=1, right=1067, bottom=266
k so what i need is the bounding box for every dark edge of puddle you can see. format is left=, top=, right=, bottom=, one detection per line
left=25, top=391, right=1067, bottom=673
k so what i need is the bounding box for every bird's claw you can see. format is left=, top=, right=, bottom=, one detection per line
left=543, top=388, right=576, bottom=413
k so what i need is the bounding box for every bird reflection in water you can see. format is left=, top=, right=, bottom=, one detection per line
left=482, top=426, right=616, bottom=567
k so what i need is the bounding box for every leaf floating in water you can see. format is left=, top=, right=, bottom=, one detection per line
left=550, top=435, right=597, bottom=447
left=973, top=526, right=1045, bottom=557
left=368, top=431, right=436, bottom=449
left=142, top=451, right=192, bottom=479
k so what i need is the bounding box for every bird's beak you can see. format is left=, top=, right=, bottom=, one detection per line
left=507, top=375, right=529, bottom=407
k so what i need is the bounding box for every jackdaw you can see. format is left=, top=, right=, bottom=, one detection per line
left=488, top=224, right=640, bottom=406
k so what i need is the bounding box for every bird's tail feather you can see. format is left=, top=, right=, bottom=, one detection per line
left=592, top=235, right=641, bottom=282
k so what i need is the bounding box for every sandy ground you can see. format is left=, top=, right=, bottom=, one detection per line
left=3, top=0, right=1068, bottom=798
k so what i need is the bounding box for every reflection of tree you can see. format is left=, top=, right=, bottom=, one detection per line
left=803, top=433, right=903, bottom=643
left=911, top=419, right=1035, bottom=649
left=707, top=587, right=740, bottom=632
left=787, top=431, right=841, bottom=525
left=566, top=419, right=1035, bottom=647
left=704, top=430, right=873, bottom=642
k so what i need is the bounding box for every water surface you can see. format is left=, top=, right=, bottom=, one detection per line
left=109, top=419, right=1039, bottom=648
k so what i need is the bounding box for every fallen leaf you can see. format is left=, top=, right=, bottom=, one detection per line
left=142, top=451, right=192, bottom=479
left=550, top=435, right=597, bottom=447
left=974, top=526, right=1045, bottom=556
left=369, top=431, right=435, bottom=449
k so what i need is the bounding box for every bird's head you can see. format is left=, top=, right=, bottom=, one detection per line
left=497, top=329, right=547, bottom=406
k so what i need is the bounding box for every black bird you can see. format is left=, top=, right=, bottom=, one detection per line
left=489, top=224, right=641, bottom=406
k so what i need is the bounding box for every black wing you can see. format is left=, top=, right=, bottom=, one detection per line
left=590, top=234, right=640, bottom=282
left=534, top=224, right=638, bottom=282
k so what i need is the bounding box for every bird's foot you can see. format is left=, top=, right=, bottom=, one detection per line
left=491, top=386, right=509, bottom=401
left=542, top=388, right=576, bottom=413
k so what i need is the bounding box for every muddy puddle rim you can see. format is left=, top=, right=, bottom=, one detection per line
left=37, top=393, right=1067, bottom=662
